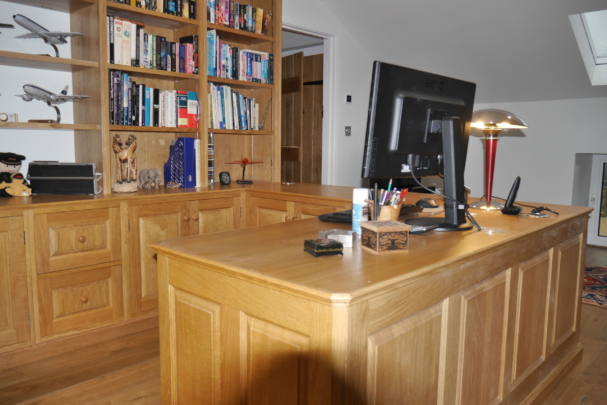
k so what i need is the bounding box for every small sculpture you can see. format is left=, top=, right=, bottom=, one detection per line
left=138, top=168, right=161, bottom=189
left=0, top=152, right=31, bottom=197
left=13, top=14, right=82, bottom=58
left=226, top=157, right=263, bottom=184
left=112, top=134, right=138, bottom=193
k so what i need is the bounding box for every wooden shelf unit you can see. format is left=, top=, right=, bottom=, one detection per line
left=0, top=51, right=98, bottom=72
left=0, top=0, right=281, bottom=194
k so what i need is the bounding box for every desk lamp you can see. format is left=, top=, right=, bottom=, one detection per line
left=469, top=109, right=528, bottom=210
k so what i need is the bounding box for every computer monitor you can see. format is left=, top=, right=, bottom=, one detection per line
left=362, top=62, right=476, bottom=231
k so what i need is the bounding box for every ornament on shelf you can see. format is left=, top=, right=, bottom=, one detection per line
left=112, top=134, right=138, bottom=193
left=0, top=152, right=31, bottom=197
left=138, top=168, right=161, bottom=189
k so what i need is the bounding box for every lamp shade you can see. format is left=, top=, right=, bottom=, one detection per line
left=471, top=109, right=528, bottom=132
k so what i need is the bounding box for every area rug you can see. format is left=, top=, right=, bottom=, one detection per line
left=583, top=267, right=607, bottom=308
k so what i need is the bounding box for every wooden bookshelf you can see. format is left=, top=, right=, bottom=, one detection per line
left=108, top=64, right=200, bottom=80
left=0, top=122, right=100, bottom=131
left=109, top=125, right=199, bottom=132
left=0, top=51, right=98, bottom=72
left=106, top=2, right=199, bottom=29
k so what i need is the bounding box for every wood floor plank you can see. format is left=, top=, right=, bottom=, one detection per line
left=86, top=379, right=161, bottom=405
left=0, top=342, right=159, bottom=405
left=16, top=358, right=159, bottom=405
left=18, top=328, right=158, bottom=379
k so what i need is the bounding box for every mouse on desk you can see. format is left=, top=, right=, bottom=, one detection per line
left=416, top=198, right=439, bottom=209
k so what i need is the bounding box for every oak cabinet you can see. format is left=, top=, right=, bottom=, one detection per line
left=0, top=216, right=30, bottom=350
left=191, top=193, right=243, bottom=236
left=33, top=207, right=121, bottom=274
left=37, top=265, right=123, bottom=338
left=248, top=193, right=351, bottom=226
left=128, top=201, right=192, bottom=317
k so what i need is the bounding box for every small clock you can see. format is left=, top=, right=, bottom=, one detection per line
left=219, top=172, right=231, bottom=185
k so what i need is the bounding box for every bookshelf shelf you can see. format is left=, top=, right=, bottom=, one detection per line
left=0, top=122, right=100, bottom=131
left=209, top=129, right=274, bottom=135
left=207, top=77, right=274, bottom=89
left=108, top=64, right=199, bottom=80
left=207, top=23, right=275, bottom=45
left=2, top=0, right=94, bottom=13
left=107, top=2, right=199, bottom=29
left=0, top=51, right=98, bottom=72
left=110, top=125, right=199, bottom=133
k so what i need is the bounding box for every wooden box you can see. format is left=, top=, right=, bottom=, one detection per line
left=361, top=220, right=411, bottom=253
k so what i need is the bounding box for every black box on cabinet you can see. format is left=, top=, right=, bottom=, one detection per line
left=27, top=162, right=102, bottom=195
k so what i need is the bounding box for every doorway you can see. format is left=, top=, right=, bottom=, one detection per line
left=573, top=153, right=607, bottom=247
left=281, top=29, right=325, bottom=184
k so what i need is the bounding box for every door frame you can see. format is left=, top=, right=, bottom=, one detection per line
left=282, top=23, right=336, bottom=185
left=588, top=154, right=607, bottom=246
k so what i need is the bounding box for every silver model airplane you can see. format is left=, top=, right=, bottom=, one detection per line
left=16, top=84, right=88, bottom=123
left=13, top=14, right=82, bottom=57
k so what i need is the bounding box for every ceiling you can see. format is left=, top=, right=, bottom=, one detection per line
left=282, top=31, right=323, bottom=52
left=319, top=0, right=607, bottom=103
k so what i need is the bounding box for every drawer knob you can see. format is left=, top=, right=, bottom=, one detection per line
left=80, top=296, right=89, bottom=304
left=192, top=216, right=199, bottom=221
left=77, top=235, right=86, bottom=243
left=183, top=215, right=190, bottom=222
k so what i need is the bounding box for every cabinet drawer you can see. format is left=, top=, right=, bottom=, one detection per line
left=34, top=208, right=121, bottom=274
left=37, top=265, right=123, bottom=337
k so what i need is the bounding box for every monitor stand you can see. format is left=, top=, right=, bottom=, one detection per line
left=405, top=116, right=473, bottom=232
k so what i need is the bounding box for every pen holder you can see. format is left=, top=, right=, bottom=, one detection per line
left=369, top=203, right=402, bottom=221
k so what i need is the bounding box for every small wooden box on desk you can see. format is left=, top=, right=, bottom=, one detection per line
left=361, top=220, right=411, bottom=253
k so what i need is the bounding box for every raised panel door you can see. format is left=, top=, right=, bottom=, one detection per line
left=129, top=202, right=189, bottom=316
left=249, top=196, right=290, bottom=226
left=193, top=196, right=241, bottom=236
left=550, top=235, right=583, bottom=351
left=367, top=303, right=443, bottom=405
left=37, top=265, right=123, bottom=337
left=511, top=252, right=551, bottom=386
left=34, top=208, right=121, bottom=274
left=0, top=216, right=29, bottom=349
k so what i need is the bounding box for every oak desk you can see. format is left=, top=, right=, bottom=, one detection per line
left=153, top=196, right=591, bottom=405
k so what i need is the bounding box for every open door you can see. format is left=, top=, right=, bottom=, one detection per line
left=281, top=52, right=323, bottom=183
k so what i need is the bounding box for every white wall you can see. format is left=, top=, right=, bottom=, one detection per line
left=283, top=0, right=374, bottom=186
left=0, top=2, right=75, bottom=176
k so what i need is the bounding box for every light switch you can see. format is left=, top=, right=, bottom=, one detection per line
left=345, top=126, right=351, bottom=136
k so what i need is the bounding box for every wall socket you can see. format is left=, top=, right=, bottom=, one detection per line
left=345, top=126, right=351, bottom=136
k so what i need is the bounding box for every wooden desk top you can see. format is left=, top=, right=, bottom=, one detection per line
left=153, top=199, right=592, bottom=304
left=0, top=181, right=354, bottom=212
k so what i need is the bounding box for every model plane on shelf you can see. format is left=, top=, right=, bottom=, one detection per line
left=226, top=157, right=263, bottom=184
left=13, top=14, right=82, bottom=58
left=16, top=84, right=88, bottom=123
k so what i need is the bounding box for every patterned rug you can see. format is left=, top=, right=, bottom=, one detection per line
left=583, top=267, right=607, bottom=308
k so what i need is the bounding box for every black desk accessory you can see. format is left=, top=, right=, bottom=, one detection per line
left=501, top=177, right=522, bottom=215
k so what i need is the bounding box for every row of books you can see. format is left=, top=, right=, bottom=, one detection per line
left=208, top=83, right=260, bottom=130
left=110, top=70, right=199, bottom=128
left=208, top=133, right=215, bottom=183
left=207, top=0, right=270, bottom=35
left=207, top=30, right=273, bottom=83
left=109, top=0, right=196, bottom=19
left=108, top=16, right=199, bottom=74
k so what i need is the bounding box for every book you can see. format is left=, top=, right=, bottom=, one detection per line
left=113, top=18, right=123, bottom=65
left=152, top=88, right=160, bottom=126
left=187, top=91, right=198, bottom=128
left=194, top=138, right=201, bottom=187
left=122, top=20, right=132, bottom=66
left=108, top=15, right=114, bottom=64
left=144, top=86, right=151, bottom=126
left=179, top=35, right=199, bottom=74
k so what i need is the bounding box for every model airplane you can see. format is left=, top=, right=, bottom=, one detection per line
left=13, top=14, right=82, bottom=57
left=226, top=157, right=263, bottom=184
left=16, top=84, right=88, bottom=123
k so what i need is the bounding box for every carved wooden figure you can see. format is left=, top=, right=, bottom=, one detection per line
left=112, top=134, right=138, bottom=193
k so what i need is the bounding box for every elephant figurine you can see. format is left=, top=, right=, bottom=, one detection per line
left=138, top=168, right=161, bottom=189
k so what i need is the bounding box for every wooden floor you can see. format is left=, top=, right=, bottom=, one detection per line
left=1, top=247, right=606, bottom=405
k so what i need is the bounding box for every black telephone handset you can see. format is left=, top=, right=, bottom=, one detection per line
left=501, top=177, right=522, bottom=215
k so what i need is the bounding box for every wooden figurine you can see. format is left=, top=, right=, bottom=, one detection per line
left=112, top=134, right=138, bottom=193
